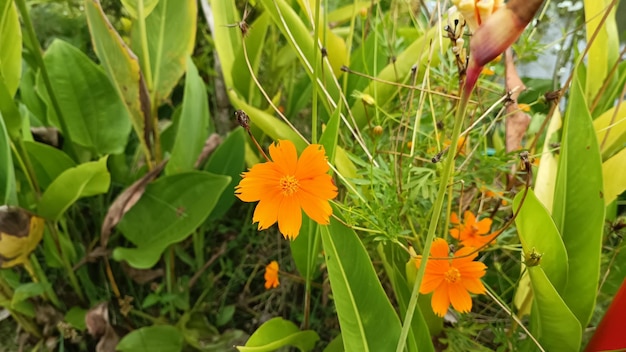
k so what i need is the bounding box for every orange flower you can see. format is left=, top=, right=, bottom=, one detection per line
left=235, top=140, right=338, bottom=240
left=415, top=238, right=486, bottom=317
left=450, top=211, right=497, bottom=248
left=264, top=261, right=280, bottom=289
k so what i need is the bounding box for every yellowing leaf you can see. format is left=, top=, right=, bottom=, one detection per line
left=0, top=207, right=45, bottom=268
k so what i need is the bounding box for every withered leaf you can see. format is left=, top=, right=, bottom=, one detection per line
left=505, top=48, right=530, bottom=153
left=100, top=159, right=168, bottom=247
left=85, top=302, right=119, bottom=352
left=194, top=133, right=222, bottom=168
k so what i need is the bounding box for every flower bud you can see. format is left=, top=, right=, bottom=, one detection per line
left=372, top=125, right=383, bottom=136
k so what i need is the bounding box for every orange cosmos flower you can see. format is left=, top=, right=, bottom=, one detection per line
left=235, top=140, right=338, bottom=240
left=450, top=211, right=498, bottom=248
left=416, top=238, right=486, bottom=317
left=264, top=261, right=280, bottom=289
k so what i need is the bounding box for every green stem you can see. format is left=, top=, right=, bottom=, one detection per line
left=48, top=223, right=85, bottom=302
left=30, top=254, right=61, bottom=308
left=311, top=0, right=322, bottom=144
left=395, top=91, right=470, bottom=352
left=14, top=0, right=79, bottom=161
left=136, top=0, right=154, bottom=91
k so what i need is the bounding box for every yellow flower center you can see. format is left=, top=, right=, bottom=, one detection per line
left=444, top=267, right=461, bottom=283
left=279, top=175, right=299, bottom=196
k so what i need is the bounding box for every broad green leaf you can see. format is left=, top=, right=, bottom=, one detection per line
left=513, top=189, right=568, bottom=292
left=0, top=0, right=21, bottom=97
left=237, top=317, right=319, bottom=352
left=120, top=0, right=159, bottom=18
left=320, top=212, right=401, bottom=351
left=131, top=0, right=196, bottom=103
left=603, top=147, right=626, bottom=206
left=227, top=91, right=307, bottom=151
left=527, top=266, right=581, bottom=351
left=349, top=24, right=445, bottom=127
left=38, top=156, right=110, bottom=221
left=166, top=58, right=210, bottom=175
left=0, top=115, right=16, bottom=205
left=113, top=171, right=230, bottom=269
left=204, top=128, right=246, bottom=220
left=85, top=0, right=150, bottom=158
left=593, top=102, right=626, bottom=160
left=39, top=40, right=131, bottom=155
left=19, top=67, right=46, bottom=125
left=208, top=0, right=241, bottom=88
left=323, top=335, right=343, bottom=352
left=117, top=325, right=184, bottom=352
left=584, top=0, right=619, bottom=101
left=24, top=141, right=76, bottom=190
left=552, top=74, right=604, bottom=327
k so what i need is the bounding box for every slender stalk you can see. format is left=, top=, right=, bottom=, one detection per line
left=47, top=223, right=85, bottom=302
left=395, top=88, right=470, bottom=352
left=14, top=0, right=79, bottom=161
left=136, top=0, right=154, bottom=91
left=29, top=255, right=61, bottom=308
left=311, top=0, right=322, bottom=144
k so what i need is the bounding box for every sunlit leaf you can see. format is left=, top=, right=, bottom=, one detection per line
left=38, top=156, right=111, bottom=221
left=0, top=115, right=16, bottom=205
left=0, top=0, right=21, bottom=97
left=552, top=74, right=604, bottom=327
left=320, top=210, right=401, bottom=351
left=120, top=0, right=159, bottom=19
left=130, top=0, right=196, bottom=103
left=237, top=317, right=319, bottom=352
left=602, top=147, right=626, bottom=206
left=584, top=0, right=619, bottom=101
left=24, top=141, right=76, bottom=191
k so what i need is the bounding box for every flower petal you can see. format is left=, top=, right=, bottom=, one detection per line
left=448, top=282, right=473, bottom=313
left=269, top=140, right=298, bottom=175
left=235, top=164, right=282, bottom=202
left=450, top=212, right=460, bottom=225
left=253, top=193, right=283, bottom=230
left=295, top=144, right=330, bottom=179
left=420, top=272, right=445, bottom=294
left=475, top=217, right=493, bottom=235
left=461, top=277, right=486, bottom=294
left=431, top=238, right=450, bottom=258
left=277, top=196, right=303, bottom=240
left=464, top=210, right=477, bottom=226
left=431, top=283, right=451, bottom=317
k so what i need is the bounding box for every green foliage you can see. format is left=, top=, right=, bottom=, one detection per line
left=237, top=317, right=319, bottom=351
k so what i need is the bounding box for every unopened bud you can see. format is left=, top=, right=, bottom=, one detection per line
left=372, top=125, right=383, bottom=136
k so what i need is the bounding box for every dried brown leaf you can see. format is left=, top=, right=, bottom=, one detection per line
left=85, top=302, right=119, bottom=352
left=100, top=159, right=168, bottom=247
left=505, top=48, right=531, bottom=152
left=194, top=133, right=222, bottom=168
left=121, top=261, right=163, bottom=285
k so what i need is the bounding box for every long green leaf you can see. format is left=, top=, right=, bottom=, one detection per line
left=513, top=189, right=568, bottom=292
left=602, top=147, right=626, bottom=206
left=24, top=141, right=76, bottom=190
left=84, top=0, right=151, bottom=158
left=527, top=266, right=581, bottom=351
left=131, top=0, right=196, bottom=103
left=207, top=0, right=241, bottom=88
left=552, top=73, right=604, bottom=327
left=0, top=0, right=21, bottom=97
left=120, top=0, right=159, bottom=18
left=113, top=171, right=229, bottom=269
left=38, top=156, right=111, bottom=220
left=0, top=114, right=16, bottom=204
left=39, top=39, right=131, bottom=155
left=584, top=0, right=619, bottom=101
left=320, top=212, right=401, bottom=351
left=349, top=24, right=445, bottom=127
left=166, top=58, right=210, bottom=175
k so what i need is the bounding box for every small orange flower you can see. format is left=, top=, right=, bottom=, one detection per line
left=415, top=238, right=486, bottom=317
left=235, top=140, right=338, bottom=240
left=481, top=67, right=495, bottom=76
left=264, top=261, right=280, bottom=289
left=518, top=103, right=531, bottom=112
left=450, top=211, right=497, bottom=248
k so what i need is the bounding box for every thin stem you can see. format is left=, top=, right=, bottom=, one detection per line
left=396, top=88, right=470, bottom=352
left=136, top=0, right=154, bottom=91
left=311, top=0, right=321, bottom=144
left=47, top=223, right=85, bottom=302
